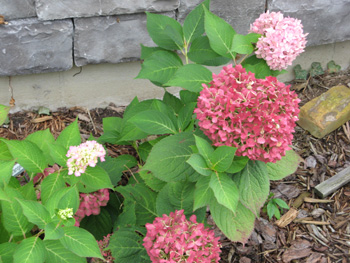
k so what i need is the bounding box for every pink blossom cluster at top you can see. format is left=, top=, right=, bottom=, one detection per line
left=143, top=210, right=221, bottom=263
left=91, top=234, right=114, bottom=263
left=194, top=64, right=300, bottom=163
left=74, top=188, right=110, bottom=227
left=66, top=140, right=106, bottom=176
left=250, top=11, right=308, bottom=71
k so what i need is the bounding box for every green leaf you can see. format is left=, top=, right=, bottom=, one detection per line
left=210, top=199, right=255, bottom=243
left=13, top=236, right=45, bottom=263
left=242, top=55, right=272, bottom=79
left=136, top=50, right=183, bottom=86
left=183, top=0, right=210, bottom=43
left=79, top=166, right=113, bottom=192
left=310, top=62, right=324, bottom=77
left=41, top=171, right=66, bottom=204
left=146, top=12, right=183, bottom=50
left=98, top=155, right=137, bottom=186
left=188, top=36, right=231, bottom=66
left=194, top=135, right=214, bottom=166
left=210, top=172, right=239, bottom=213
left=273, top=198, right=289, bottom=209
left=245, top=32, right=261, bottom=43
left=117, top=183, right=158, bottom=226
left=165, top=64, right=212, bottom=92
left=115, top=200, right=137, bottom=228
left=267, top=150, right=300, bottom=180
left=60, top=226, right=103, bottom=259
left=143, top=132, right=196, bottom=182
left=226, top=156, right=249, bottom=174
left=209, top=146, right=236, bottom=172
left=108, top=227, right=150, bottom=263
left=140, top=45, right=166, bottom=60
left=26, top=129, right=55, bottom=165
left=79, top=208, right=112, bottom=240
left=1, top=139, right=47, bottom=174
left=118, top=122, right=148, bottom=142
left=203, top=6, right=236, bottom=58
left=45, top=187, right=72, bottom=216
left=327, top=60, right=341, bottom=73
left=102, top=117, right=123, bottom=133
left=0, top=140, right=13, bottom=160
left=180, top=90, right=199, bottom=105
left=19, top=180, right=36, bottom=201
left=48, top=143, right=68, bottom=167
left=231, top=34, right=254, bottom=54
left=156, top=181, right=196, bottom=216
left=44, top=240, right=86, bottom=263
left=129, top=110, right=177, bottom=135
left=17, top=199, right=51, bottom=229
left=0, top=104, right=10, bottom=126
left=293, top=64, right=308, bottom=80
left=164, top=24, right=184, bottom=48
left=44, top=221, right=64, bottom=240
left=178, top=102, right=197, bottom=132
left=57, top=185, right=80, bottom=213
left=55, top=119, right=81, bottom=149
left=234, top=160, right=269, bottom=216
left=193, top=175, right=214, bottom=210
left=0, top=242, right=17, bottom=263
left=163, top=91, right=184, bottom=114
left=0, top=160, right=15, bottom=187
left=138, top=170, right=167, bottom=192
left=187, top=153, right=212, bottom=176
left=1, top=186, right=33, bottom=236
left=267, top=201, right=276, bottom=220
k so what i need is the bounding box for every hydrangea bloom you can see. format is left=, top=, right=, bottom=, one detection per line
left=143, top=210, right=221, bottom=263
left=250, top=11, right=308, bottom=70
left=74, top=188, right=110, bottom=227
left=57, top=208, right=74, bottom=220
left=91, top=234, right=114, bottom=263
left=66, top=140, right=106, bottom=176
left=194, top=64, right=300, bottom=163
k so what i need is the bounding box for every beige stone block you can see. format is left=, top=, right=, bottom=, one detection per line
left=297, top=85, right=350, bottom=138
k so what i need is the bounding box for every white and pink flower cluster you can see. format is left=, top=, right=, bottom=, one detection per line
left=74, top=188, right=110, bottom=227
left=143, top=210, right=221, bottom=263
left=195, top=64, right=300, bottom=163
left=66, top=140, right=106, bottom=176
left=250, top=11, right=308, bottom=70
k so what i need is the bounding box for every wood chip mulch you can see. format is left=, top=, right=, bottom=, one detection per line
left=1, top=68, right=350, bottom=263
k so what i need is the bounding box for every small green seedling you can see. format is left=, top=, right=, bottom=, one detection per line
left=263, top=193, right=290, bottom=220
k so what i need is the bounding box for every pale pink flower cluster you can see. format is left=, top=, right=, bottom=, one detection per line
left=194, top=64, right=300, bottom=163
left=250, top=11, right=308, bottom=70
left=74, top=188, right=110, bottom=227
left=91, top=234, right=114, bottom=263
left=66, top=140, right=106, bottom=176
left=143, top=210, right=221, bottom=263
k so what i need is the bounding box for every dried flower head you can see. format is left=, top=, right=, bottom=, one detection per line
left=194, top=64, right=300, bottom=163
left=250, top=11, right=308, bottom=70
left=66, top=140, right=106, bottom=176
left=143, top=210, right=221, bottom=263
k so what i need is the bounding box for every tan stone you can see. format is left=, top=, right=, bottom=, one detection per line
left=297, top=85, right=350, bottom=138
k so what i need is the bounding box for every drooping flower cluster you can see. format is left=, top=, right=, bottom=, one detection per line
left=66, top=140, right=106, bottom=176
left=250, top=11, right=308, bottom=70
left=91, top=234, right=114, bottom=263
left=194, top=64, right=300, bottom=163
left=143, top=210, right=221, bottom=263
left=74, top=188, right=110, bottom=227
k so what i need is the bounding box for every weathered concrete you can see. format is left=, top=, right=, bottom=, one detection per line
left=298, top=85, right=350, bottom=138
left=268, top=0, right=350, bottom=46
left=36, top=0, right=179, bottom=21
left=0, top=0, right=36, bottom=20
left=0, top=18, right=73, bottom=76
left=74, top=12, right=175, bottom=67
left=74, top=13, right=157, bottom=67
left=178, top=0, right=265, bottom=34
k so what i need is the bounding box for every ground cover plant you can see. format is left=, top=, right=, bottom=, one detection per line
left=0, top=1, right=309, bottom=262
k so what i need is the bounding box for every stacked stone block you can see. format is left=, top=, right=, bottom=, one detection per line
left=0, top=0, right=349, bottom=76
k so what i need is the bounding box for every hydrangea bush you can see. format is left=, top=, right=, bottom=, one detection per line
left=0, top=1, right=306, bottom=262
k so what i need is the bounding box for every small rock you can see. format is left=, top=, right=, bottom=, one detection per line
left=305, top=156, right=317, bottom=168
left=311, top=208, right=325, bottom=218
left=298, top=85, right=350, bottom=138
left=272, top=184, right=300, bottom=200
left=239, top=257, right=251, bottom=263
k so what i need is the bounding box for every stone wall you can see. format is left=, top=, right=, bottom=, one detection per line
left=0, top=0, right=349, bottom=76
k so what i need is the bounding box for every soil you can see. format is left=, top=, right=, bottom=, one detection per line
left=1, top=68, right=350, bottom=263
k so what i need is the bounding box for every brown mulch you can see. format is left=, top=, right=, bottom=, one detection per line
left=1, top=69, right=350, bottom=263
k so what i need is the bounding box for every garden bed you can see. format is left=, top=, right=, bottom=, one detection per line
left=1, top=68, right=350, bottom=263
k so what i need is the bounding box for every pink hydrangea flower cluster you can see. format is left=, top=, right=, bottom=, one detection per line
left=74, top=188, right=110, bottom=227
left=250, top=11, right=308, bottom=71
left=194, top=64, right=300, bottom=163
left=66, top=140, right=106, bottom=176
left=143, top=210, right=221, bottom=263
left=91, top=234, right=114, bottom=263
